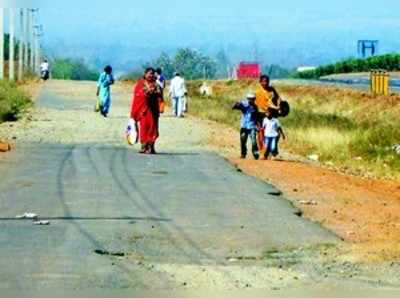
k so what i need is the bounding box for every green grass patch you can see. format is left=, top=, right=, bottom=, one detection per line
left=0, top=81, right=32, bottom=123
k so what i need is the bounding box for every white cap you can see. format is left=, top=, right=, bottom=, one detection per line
left=246, top=92, right=256, bottom=99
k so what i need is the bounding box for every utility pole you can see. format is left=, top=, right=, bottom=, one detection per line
left=23, top=9, right=29, bottom=71
left=18, top=9, right=24, bottom=81
left=29, top=9, right=37, bottom=72
left=34, top=24, right=43, bottom=75
left=0, top=8, right=4, bottom=80
left=9, top=8, right=15, bottom=81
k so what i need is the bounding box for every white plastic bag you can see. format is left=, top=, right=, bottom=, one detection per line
left=182, top=96, right=189, bottom=113
left=125, top=119, right=138, bottom=145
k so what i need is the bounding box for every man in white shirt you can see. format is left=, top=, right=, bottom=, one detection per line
left=169, top=72, right=187, bottom=117
left=40, top=59, right=50, bottom=81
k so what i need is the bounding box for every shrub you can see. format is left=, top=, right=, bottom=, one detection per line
left=0, top=81, right=31, bottom=122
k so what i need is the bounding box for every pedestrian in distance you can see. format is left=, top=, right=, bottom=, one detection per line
left=262, top=107, right=286, bottom=160
left=155, top=68, right=166, bottom=91
left=233, top=93, right=260, bottom=160
left=96, top=65, right=115, bottom=118
left=169, top=72, right=188, bottom=117
left=255, top=74, right=281, bottom=151
left=40, top=59, right=50, bottom=81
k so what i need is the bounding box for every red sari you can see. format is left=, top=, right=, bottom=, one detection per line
left=131, top=79, right=164, bottom=145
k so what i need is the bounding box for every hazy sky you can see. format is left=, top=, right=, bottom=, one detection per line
left=6, top=0, right=400, bottom=71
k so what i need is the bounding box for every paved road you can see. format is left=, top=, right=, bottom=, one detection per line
left=0, top=81, right=337, bottom=289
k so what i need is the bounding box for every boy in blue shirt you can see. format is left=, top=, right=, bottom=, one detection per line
left=233, top=93, right=260, bottom=160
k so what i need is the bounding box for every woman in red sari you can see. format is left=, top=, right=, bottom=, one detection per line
left=131, top=68, right=164, bottom=154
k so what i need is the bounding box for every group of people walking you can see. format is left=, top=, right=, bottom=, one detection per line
left=233, top=75, right=287, bottom=160
left=96, top=65, right=286, bottom=158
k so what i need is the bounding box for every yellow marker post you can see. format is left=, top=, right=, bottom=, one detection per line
left=370, top=70, right=390, bottom=96
left=383, top=72, right=390, bottom=96
left=378, top=71, right=383, bottom=95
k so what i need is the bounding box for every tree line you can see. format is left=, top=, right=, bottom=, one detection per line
left=51, top=58, right=98, bottom=81
left=297, top=54, right=400, bottom=79
left=123, top=47, right=294, bottom=81
left=3, top=34, right=26, bottom=60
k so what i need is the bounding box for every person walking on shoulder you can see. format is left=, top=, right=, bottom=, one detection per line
left=233, top=93, right=260, bottom=160
left=256, top=75, right=280, bottom=113
left=131, top=68, right=164, bottom=154
left=255, top=74, right=281, bottom=151
left=169, top=72, right=187, bottom=117
left=96, top=65, right=115, bottom=117
left=263, top=108, right=286, bottom=160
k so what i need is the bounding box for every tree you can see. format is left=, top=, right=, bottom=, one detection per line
left=215, top=49, right=230, bottom=78
left=51, top=58, right=98, bottom=81
left=263, top=64, right=293, bottom=79
left=154, top=52, right=174, bottom=79
left=146, top=48, right=218, bottom=80
left=3, top=34, right=21, bottom=60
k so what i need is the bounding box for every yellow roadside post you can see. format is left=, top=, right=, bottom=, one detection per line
left=370, top=70, right=390, bottom=95
left=370, top=71, right=376, bottom=94
left=378, top=71, right=384, bottom=94
left=383, top=71, right=390, bottom=96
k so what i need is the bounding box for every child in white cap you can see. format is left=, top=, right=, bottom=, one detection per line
left=232, top=93, right=260, bottom=160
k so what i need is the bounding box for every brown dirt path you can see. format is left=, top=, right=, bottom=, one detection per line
left=202, top=119, right=400, bottom=262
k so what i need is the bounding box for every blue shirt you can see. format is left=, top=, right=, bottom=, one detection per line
left=97, top=72, right=114, bottom=103
left=237, top=100, right=257, bottom=130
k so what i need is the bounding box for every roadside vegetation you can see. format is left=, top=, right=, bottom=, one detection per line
left=187, top=80, right=400, bottom=179
left=124, top=47, right=293, bottom=80
left=51, top=58, right=98, bottom=81
left=297, top=54, right=400, bottom=79
left=0, top=81, right=31, bottom=123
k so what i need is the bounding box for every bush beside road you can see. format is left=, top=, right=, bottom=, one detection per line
left=0, top=81, right=32, bottom=123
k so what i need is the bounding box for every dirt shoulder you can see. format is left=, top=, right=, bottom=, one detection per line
left=199, top=117, right=400, bottom=263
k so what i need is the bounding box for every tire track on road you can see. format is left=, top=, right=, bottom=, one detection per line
left=108, top=146, right=202, bottom=264
left=57, top=145, right=149, bottom=289
left=121, top=149, right=218, bottom=263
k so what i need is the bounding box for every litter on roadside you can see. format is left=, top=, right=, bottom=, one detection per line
left=15, top=212, right=39, bottom=219
left=308, top=155, right=320, bottom=162
left=33, top=220, right=50, bottom=226
left=393, top=144, right=400, bottom=155
left=299, top=200, right=318, bottom=206
left=0, top=142, right=11, bottom=152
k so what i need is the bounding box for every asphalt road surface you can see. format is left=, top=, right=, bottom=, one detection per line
left=0, top=81, right=338, bottom=289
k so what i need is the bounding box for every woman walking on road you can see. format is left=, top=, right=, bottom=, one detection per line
left=131, top=68, right=164, bottom=154
left=96, top=65, right=115, bottom=117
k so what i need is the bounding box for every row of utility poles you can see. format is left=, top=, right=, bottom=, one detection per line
left=0, top=8, right=43, bottom=81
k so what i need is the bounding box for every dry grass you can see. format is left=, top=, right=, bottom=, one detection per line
left=0, top=80, right=32, bottom=123
left=187, top=80, right=400, bottom=179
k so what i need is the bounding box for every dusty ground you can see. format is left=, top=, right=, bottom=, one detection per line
left=1, top=80, right=400, bottom=289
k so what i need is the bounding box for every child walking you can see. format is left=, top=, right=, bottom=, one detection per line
left=233, top=93, right=260, bottom=160
left=263, top=108, right=286, bottom=159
